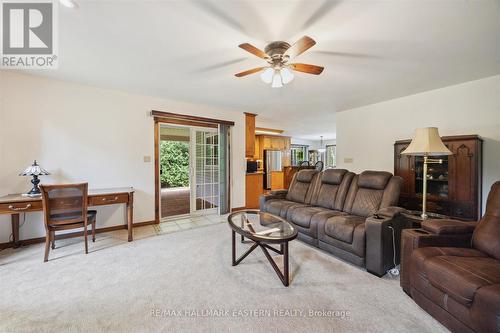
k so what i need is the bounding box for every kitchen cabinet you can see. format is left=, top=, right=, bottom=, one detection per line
left=245, top=113, right=256, bottom=158
left=245, top=173, right=264, bottom=209
left=270, top=171, right=284, bottom=190
left=255, top=134, right=291, bottom=166
left=254, top=133, right=261, bottom=160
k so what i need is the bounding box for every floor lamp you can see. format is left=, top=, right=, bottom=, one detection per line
left=402, top=127, right=451, bottom=219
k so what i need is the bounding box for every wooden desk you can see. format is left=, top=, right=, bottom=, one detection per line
left=0, top=187, right=134, bottom=247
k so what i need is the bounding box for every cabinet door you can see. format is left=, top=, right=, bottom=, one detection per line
left=245, top=174, right=263, bottom=209
left=284, top=138, right=291, bottom=151
left=262, top=136, right=272, bottom=150
left=245, top=114, right=256, bottom=158
left=282, top=150, right=291, bottom=167
left=394, top=143, right=414, bottom=197
left=271, top=171, right=284, bottom=190
left=282, top=137, right=291, bottom=166
left=271, top=137, right=280, bottom=150
left=448, top=140, right=477, bottom=203
left=254, top=135, right=260, bottom=160
left=271, top=137, right=278, bottom=150
left=279, top=137, right=286, bottom=150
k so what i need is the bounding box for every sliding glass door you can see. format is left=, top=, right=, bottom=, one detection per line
left=190, top=128, right=219, bottom=215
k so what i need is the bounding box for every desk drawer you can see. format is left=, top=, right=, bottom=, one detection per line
left=0, top=201, right=42, bottom=214
left=89, top=193, right=129, bottom=206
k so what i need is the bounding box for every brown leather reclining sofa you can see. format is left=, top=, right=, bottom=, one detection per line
left=260, top=168, right=405, bottom=276
left=402, top=181, right=500, bottom=333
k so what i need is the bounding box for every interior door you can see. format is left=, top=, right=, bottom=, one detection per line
left=190, top=128, right=220, bottom=215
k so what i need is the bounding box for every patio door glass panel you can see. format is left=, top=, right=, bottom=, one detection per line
left=191, top=129, right=219, bottom=214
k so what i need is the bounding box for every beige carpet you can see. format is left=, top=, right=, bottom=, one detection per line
left=0, top=223, right=448, bottom=333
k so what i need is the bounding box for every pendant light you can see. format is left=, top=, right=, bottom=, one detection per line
left=318, top=136, right=326, bottom=153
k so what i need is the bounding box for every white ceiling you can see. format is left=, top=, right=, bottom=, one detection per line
left=29, top=0, right=500, bottom=140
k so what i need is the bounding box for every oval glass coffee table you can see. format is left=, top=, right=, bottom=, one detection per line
left=227, top=210, right=298, bottom=286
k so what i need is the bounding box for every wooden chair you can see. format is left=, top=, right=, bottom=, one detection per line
left=40, top=183, right=97, bottom=262
left=314, top=160, right=324, bottom=172
left=298, top=161, right=310, bottom=170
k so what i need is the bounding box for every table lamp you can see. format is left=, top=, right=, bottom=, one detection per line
left=402, top=127, right=451, bottom=219
left=19, top=160, right=50, bottom=196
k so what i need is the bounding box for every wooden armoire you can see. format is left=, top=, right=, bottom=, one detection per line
left=394, top=135, right=483, bottom=221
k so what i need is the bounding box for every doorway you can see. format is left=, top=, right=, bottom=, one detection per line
left=159, top=126, right=191, bottom=218
left=159, top=124, right=220, bottom=220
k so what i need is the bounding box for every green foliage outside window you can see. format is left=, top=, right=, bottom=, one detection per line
left=160, top=141, right=190, bottom=188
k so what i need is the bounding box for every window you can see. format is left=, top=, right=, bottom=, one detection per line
left=325, top=145, right=336, bottom=168
left=291, top=145, right=308, bottom=166
left=203, top=133, right=219, bottom=167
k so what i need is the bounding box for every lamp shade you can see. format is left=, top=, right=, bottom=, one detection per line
left=402, top=127, right=451, bottom=156
left=19, top=160, right=50, bottom=176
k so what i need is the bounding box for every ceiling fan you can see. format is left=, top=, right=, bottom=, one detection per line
left=235, top=36, right=324, bottom=88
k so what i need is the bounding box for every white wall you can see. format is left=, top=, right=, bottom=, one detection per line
left=0, top=71, right=246, bottom=243
left=291, top=138, right=336, bottom=150
left=291, top=138, right=315, bottom=147
left=336, top=74, right=500, bottom=211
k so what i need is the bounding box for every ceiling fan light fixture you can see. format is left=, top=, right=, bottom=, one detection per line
left=271, top=71, right=283, bottom=88
left=260, top=68, right=274, bottom=84
left=281, top=68, right=294, bottom=84
left=235, top=36, right=323, bottom=88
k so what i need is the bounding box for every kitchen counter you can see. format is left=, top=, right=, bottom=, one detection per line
left=246, top=171, right=264, bottom=175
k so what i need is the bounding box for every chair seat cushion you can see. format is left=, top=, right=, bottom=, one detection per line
left=263, top=199, right=309, bottom=218
left=288, top=207, right=330, bottom=228
left=323, top=215, right=365, bottom=243
left=50, top=210, right=97, bottom=224
left=412, top=247, right=500, bottom=306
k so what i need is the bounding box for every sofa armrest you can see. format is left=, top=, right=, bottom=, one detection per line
left=259, top=191, right=287, bottom=211
left=365, top=207, right=413, bottom=276
left=422, top=218, right=477, bottom=235
left=269, top=189, right=288, bottom=196
left=374, top=206, right=408, bottom=219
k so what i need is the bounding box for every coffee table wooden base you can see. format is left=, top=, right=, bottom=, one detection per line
left=231, top=231, right=290, bottom=287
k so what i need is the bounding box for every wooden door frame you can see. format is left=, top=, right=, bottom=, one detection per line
left=153, top=113, right=232, bottom=223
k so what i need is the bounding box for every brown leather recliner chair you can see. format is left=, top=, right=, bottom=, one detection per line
left=406, top=181, right=500, bottom=333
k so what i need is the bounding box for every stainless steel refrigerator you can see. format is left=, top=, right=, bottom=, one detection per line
left=264, top=150, right=282, bottom=190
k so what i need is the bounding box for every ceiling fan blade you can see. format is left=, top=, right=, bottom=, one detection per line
left=234, top=67, right=266, bottom=77
left=284, top=36, right=316, bottom=59
left=238, top=43, right=268, bottom=59
left=289, top=63, right=324, bottom=75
